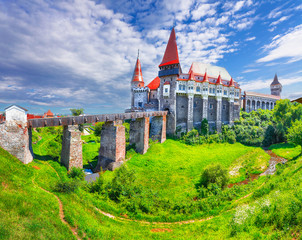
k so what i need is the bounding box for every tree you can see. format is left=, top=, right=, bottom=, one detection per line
left=286, top=120, right=302, bottom=155
left=94, top=122, right=104, bottom=137
left=198, top=163, right=229, bottom=189
left=200, top=118, right=209, bottom=136
left=70, top=108, right=84, bottom=116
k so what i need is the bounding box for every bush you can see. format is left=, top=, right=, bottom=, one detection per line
left=68, top=167, right=85, bottom=181
left=87, top=173, right=104, bottom=194
left=197, top=163, right=229, bottom=189
left=54, top=180, right=79, bottom=193
left=106, top=165, right=140, bottom=202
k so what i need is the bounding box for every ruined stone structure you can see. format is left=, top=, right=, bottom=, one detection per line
left=130, top=28, right=241, bottom=133
left=0, top=105, right=167, bottom=171
left=242, top=74, right=282, bottom=113
left=0, top=105, right=33, bottom=164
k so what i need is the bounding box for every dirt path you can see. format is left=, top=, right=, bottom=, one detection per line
left=32, top=177, right=80, bottom=239
left=261, top=150, right=287, bottom=176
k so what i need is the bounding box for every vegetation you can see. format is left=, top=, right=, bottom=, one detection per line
left=286, top=120, right=302, bottom=155
left=197, top=163, right=229, bottom=189
left=70, top=108, right=84, bottom=116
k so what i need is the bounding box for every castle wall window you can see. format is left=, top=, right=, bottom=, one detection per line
left=196, top=87, right=200, bottom=92
left=179, top=85, right=182, bottom=90
left=165, top=88, right=168, bottom=93
left=209, top=103, right=213, bottom=109
left=223, top=104, right=226, bottom=110
left=209, top=88, right=212, bottom=93
left=183, top=85, right=186, bottom=90
left=138, top=102, right=142, bottom=107
left=224, top=90, right=227, bottom=95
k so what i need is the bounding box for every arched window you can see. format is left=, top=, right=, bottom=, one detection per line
left=196, top=87, right=200, bottom=92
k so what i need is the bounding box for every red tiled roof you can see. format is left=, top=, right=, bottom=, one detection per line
left=159, top=28, right=179, bottom=67
left=132, top=57, right=144, bottom=84
left=147, top=76, right=160, bottom=90
left=164, top=81, right=170, bottom=85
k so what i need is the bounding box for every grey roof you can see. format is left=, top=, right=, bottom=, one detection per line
left=5, top=105, right=28, bottom=112
left=190, top=62, right=232, bottom=80
left=271, top=74, right=281, bottom=85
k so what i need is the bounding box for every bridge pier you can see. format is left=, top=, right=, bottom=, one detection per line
left=96, top=120, right=125, bottom=171
left=129, top=117, right=149, bottom=154
left=0, top=106, right=33, bottom=164
left=150, top=115, right=166, bottom=143
left=61, top=125, right=83, bottom=170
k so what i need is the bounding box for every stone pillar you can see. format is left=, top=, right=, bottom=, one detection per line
left=150, top=115, right=166, bottom=143
left=187, top=94, right=194, bottom=131
left=202, top=97, right=208, bottom=120
left=96, top=120, right=125, bottom=171
left=129, top=117, right=149, bottom=154
left=0, top=107, right=33, bottom=164
left=216, top=98, right=222, bottom=133
left=61, top=125, right=82, bottom=170
left=229, top=100, right=234, bottom=125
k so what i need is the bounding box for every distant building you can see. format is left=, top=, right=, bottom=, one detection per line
left=242, top=74, right=282, bottom=113
left=42, top=110, right=54, bottom=118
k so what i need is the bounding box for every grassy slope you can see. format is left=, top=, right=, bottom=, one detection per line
left=104, top=140, right=267, bottom=201
left=2, top=136, right=301, bottom=239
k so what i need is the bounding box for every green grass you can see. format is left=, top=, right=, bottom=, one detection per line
left=269, top=142, right=301, bottom=160
left=228, top=148, right=270, bottom=183
left=82, top=134, right=100, bottom=168
left=3, top=130, right=302, bottom=239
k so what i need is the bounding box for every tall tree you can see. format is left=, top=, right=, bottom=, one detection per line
left=287, top=120, right=302, bottom=155
left=70, top=108, right=84, bottom=116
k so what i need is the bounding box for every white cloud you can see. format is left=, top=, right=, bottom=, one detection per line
left=270, top=15, right=291, bottom=26
left=245, top=36, right=256, bottom=41
left=242, top=68, right=258, bottom=73
left=191, top=3, right=218, bottom=20
left=257, top=24, right=302, bottom=63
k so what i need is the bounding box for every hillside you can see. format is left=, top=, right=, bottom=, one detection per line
left=1, top=136, right=302, bottom=239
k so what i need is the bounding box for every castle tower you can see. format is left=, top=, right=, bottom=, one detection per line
left=131, top=53, right=148, bottom=110
left=158, top=28, right=181, bottom=135
left=270, top=74, right=282, bottom=97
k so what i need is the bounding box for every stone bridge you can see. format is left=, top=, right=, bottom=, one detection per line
left=0, top=105, right=167, bottom=171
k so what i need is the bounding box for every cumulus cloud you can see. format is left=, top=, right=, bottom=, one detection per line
left=257, top=24, right=302, bottom=63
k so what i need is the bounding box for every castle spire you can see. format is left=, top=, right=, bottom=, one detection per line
left=271, top=73, right=280, bottom=86
left=131, top=54, right=144, bottom=86
left=159, top=28, right=179, bottom=67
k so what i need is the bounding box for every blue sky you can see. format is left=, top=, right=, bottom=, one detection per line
left=0, top=0, right=301, bottom=115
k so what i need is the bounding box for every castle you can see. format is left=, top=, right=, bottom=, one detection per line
left=130, top=28, right=282, bottom=134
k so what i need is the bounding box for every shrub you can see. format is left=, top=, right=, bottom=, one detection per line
left=87, top=173, right=104, bottom=194
left=200, top=118, right=209, bottom=136
left=68, top=167, right=85, bottom=181
left=106, top=165, right=139, bottom=201
left=94, top=122, right=105, bottom=137
left=54, top=180, right=79, bottom=193
left=197, top=163, right=229, bottom=189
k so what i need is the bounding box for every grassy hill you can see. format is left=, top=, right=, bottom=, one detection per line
left=1, top=134, right=302, bottom=239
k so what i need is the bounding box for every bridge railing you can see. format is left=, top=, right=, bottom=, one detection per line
left=27, top=111, right=168, bottom=128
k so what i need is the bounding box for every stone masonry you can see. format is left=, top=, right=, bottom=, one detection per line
left=61, top=125, right=83, bottom=170
left=96, top=120, right=126, bottom=171
left=150, top=115, right=166, bottom=143
left=0, top=106, right=33, bottom=164
left=129, top=117, right=150, bottom=154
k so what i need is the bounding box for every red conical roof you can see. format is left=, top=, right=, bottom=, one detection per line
left=229, top=77, right=235, bottom=87
left=189, top=70, right=195, bottom=80
left=202, top=72, right=209, bottom=82
left=132, top=57, right=144, bottom=84
left=216, top=74, right=222, bottom=85
left=159, top=28, right=179, bottom=67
